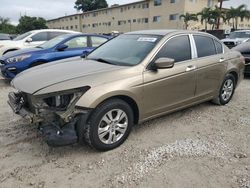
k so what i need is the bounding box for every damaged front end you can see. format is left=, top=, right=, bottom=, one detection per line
left=8, top=86, right=91, bottom=146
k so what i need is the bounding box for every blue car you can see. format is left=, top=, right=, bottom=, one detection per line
left=0, top=33, right=110, bottom=79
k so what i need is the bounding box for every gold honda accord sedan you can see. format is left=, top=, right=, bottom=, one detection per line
left=8, top=30, right=245, bottom=150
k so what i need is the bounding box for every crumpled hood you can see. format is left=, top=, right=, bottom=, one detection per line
left=2, top=48, right=42, bottom=59
left=12, top=58, right=126, bottom=95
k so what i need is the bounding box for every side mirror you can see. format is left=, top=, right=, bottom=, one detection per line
left=25, top=38, right=32, bottom=43
left=80, top=50, right=91, bottom=58
left=57, top=44, right=68, bottom=51
left=154, top=58, right=175, bottom=69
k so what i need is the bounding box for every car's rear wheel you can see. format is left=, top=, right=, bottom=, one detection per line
left=81, top=99, right=134, bottom=151
left=212, top=74, right=236, bottom=105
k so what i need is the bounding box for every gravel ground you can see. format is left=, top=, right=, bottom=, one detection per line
left=0, top=78, right=249, bottom=188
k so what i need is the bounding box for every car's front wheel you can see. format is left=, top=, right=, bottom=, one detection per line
left=83, top=99, right=134, bottom=151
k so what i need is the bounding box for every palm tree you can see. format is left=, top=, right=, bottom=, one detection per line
left=0, top=17, right=10, bottom=25
left=180, top=13, right=198, bottom=29
left=226, top=5, right=250, bottom=30
left=209, top=6, right=222, bottom=30
left=197, top=7, right=211, bottom=31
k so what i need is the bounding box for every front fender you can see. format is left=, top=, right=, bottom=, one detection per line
left=75, top=78, right=143, bottom=113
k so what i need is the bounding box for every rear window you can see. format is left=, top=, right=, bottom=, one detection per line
left=194, top=35, right=216, bottom=58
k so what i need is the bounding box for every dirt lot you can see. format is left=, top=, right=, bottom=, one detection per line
left=0, top=78, right=249, bottom=188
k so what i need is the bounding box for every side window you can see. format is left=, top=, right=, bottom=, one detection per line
left=65, top=36, right=87, bottom=49
left=31, top=32, right=48, bottom=42
left=48, top=32, right=66, bottom=40
left=155, top=35, right=191, bottom=62
left=91, top=36, right=108, bottom=47
left=214, top=40, right=223, bottom=54
left=194, top=35, right=216, bottom=57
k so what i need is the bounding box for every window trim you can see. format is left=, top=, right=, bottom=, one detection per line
left=146, top=34, right=194, bottom=70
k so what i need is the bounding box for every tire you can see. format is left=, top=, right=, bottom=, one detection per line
left=212, top=74, right=236, bottom=105
left=82, top=99, right=134, bottom=151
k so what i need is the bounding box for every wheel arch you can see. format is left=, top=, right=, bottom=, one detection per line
left=3, top=48, right=19, bottom=55
left=77, top=92, right=140, bottom=125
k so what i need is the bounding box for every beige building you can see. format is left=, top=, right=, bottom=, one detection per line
left=47, top=0, right=250, bottom=34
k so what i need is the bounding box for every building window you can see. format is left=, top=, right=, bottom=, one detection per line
left=154, top=0, right=162, bottom=6
left=207, top=0, right=213, bottom=7
left=170, top=0, right=176, bottom=3
left=142, top=18, right=149, bottom=23
left=169, top=14, right=179, bottom=20
left=75, top=16, right=78, bottom=19
left=118, top=20, right=126, bottom=25
left=70, top=26, right=73, bottom=29
left=142, top=3, right=149, bottom=9
left=92, top=23, right=98, bottom=28
left=133, top=19, right=136, bottom=23
left=75, top=25, right=78, bottom=29
left=70, top=17, right=73, bottom=20
left=153, top=16, right=161, bottom=22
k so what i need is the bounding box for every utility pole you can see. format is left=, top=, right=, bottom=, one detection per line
left=217, top=0, right=229, bottom=29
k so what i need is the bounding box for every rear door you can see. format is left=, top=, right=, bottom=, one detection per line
left=143, top=35, right=197, bottom=119
left=192, top=35, right=227, bottom=98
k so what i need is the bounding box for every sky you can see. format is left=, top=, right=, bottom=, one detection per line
left=0, top=0, right=250, bottom=25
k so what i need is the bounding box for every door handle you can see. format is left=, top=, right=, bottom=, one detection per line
left=219, top=58, right=225, bottom=63
left=186, top=65, right=196, bottom=72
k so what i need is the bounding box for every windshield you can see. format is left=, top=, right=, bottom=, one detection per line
left=13, top=32, right=32, bottom=41
left=39, top=35, right=69, bottom=49
left=87, top=34, right=162, bottom=66
left=228, top=31, right=250, bottom=39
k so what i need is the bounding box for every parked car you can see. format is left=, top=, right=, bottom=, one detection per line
left=0, top=29, right=79, bottom=56
left=0, top=33, right=11, bottom=41
left=0, top=34, right=110, bottom=79
left=8, top=30, right=245, bottom=151
left=233, top=41, right=250, bottom=75
left=221, top=30, right=250, bottom=48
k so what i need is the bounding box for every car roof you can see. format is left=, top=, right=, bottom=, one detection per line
left=233, top=30, right=250, bottom=33
left=125, top=29, right=213, bottom=37
left=126, top=30, right=179, bottom=36
left=58, top=33, right=111, bottom=38
left=30, top=29, right=80, bottom=33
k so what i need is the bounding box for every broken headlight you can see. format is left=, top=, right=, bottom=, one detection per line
left=41, top=86, right=90, bottom=111
left=44, top=94, right=74, bottom=109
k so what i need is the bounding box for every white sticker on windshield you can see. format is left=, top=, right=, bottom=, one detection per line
left=137, top=37, right=157, bottom=42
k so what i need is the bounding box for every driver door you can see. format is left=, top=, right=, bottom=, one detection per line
left=142, top=35, right=196, bottom=119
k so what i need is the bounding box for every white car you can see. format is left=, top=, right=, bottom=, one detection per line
left=0, top=29, right=80, bottom=56
left=221, top=30, right=250, bottom=48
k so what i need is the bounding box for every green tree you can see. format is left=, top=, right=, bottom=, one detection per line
left=74, top=0, right=108, bottom=12
left=180, top=13, right=198, bottom=29
left=16, top=16, right=48, bottom=34
left=226, top=5, right=250, bottom=30
left=209, top=6, right=222, bottom=30
left=197, top=7, right=212, bottom=31
left=0, top=17, right=17, bottom=34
